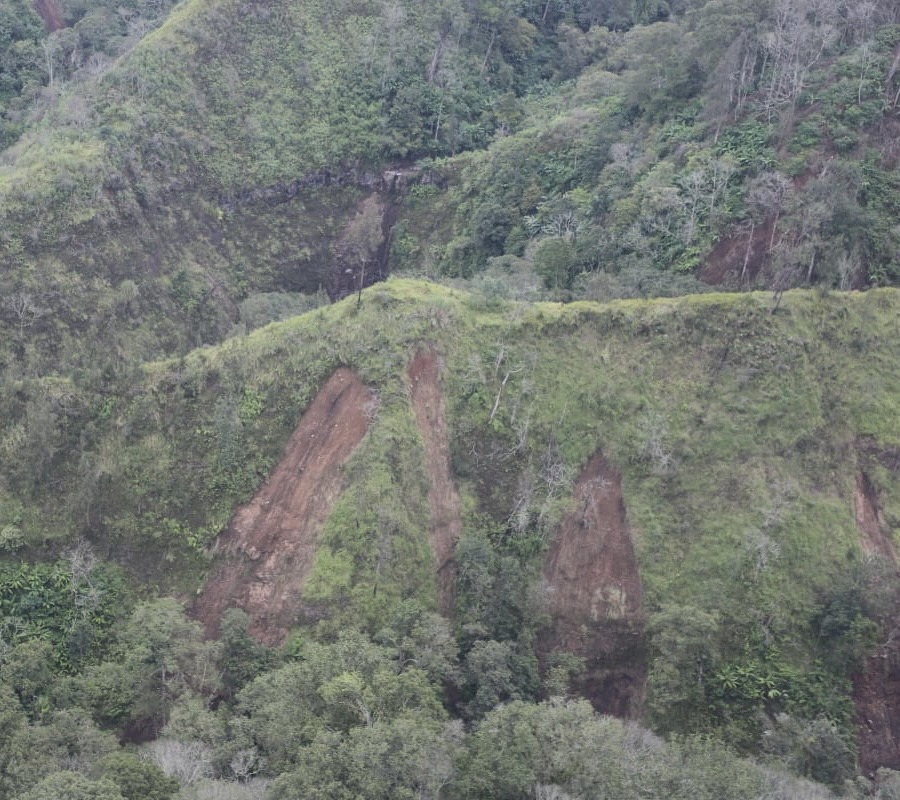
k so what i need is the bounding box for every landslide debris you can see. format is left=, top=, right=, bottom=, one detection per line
left=408, top=350, right=462, bottom=615
left=855, top=472, right=897, bottom=564
left=853, top=466, right=900, bottom=774
left=540, top=451, right=645, bottom=717
left=193, top=369, right=372, bottom=645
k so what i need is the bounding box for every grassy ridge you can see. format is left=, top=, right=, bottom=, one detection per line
left=9, top=280, right=900, bottom=578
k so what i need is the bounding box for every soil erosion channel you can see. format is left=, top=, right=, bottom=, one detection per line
left=408, top=350, right=463, bottom=615
left=193, top=369, right=371, bottom=645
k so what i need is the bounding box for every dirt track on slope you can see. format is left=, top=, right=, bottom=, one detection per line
left=540, top=451, right=645, bottom=717
left=193, top=369, right=372, bottom=645
left=409, top=350, right=462, bottom=615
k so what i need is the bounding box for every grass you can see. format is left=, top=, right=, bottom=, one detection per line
left=1, top=278, right=898, bottom=741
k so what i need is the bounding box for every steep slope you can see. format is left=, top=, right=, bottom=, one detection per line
left=856, top=643, right=900, bottom=775
left=32, top=0, right=62, bottom=31
left=0, top=0, right=556, bottom=382
left=409, top=349, right=463, bottom=615
left=540, top=451, right=644, bottom=717
left=193, top=368, right=372, bottom=644
left=853, top=453, right=900, bottom=775
left=2, top=281, right=900, bottom=768
left=3, top=0, right=900, bottom=397
left=855, top=471, right=898, bottom=563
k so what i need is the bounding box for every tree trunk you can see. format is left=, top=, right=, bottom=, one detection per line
left=481, top=29, right=496, bottom=76
left=741, top=221, right=755, bottom=284
left=426, top=30, right=447, bottom=84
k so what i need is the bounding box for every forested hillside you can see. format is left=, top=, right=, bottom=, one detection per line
left=0, top=0, right=898, bottom=382
left=1, top=0, right=900, bottom=797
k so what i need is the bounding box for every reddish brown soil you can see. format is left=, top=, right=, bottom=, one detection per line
left=855, top=645, right=900, bottom=775
left=701, top=217, right=777, bottom=287
left=855, top=472, right=898, bottom=563
left=408, top=350, right=462, bottom=615
left=853, top=467, right=900, bottom=774
left=540, top=451, right=645, bottom=717
left=33, top=0, right=64, bottom=31
left=192, top=369, right=372, bottom=645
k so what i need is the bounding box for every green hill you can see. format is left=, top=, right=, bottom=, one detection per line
left=2, top=0, right=900, bottom=794
left=1, top=0, right=899, bottom=386
left=2, top=279, right=900, bottom=785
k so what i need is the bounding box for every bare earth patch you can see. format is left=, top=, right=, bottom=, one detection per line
left=409, top=350, right=462, bottom=615
left=855, top=472, right=897, bottom=563
left=33, top=0, right=64, bottom=31
left=854, top=646, right=900, bottom=775
left=192, top=369, right=372, bottom=645
left=701, top=217, right=776, bottom=287
left=540, top=451, right=645, bottom=717
left=853, top=469, right=900, bottom=774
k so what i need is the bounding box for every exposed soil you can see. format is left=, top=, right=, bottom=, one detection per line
left=854, top=640, right=900, bottom=775
left=701, top=217, right=777, bottom=287
left=855, top=472, right=898, bottom=563
left=853, top=466, right=900, bottom=774
left=328, top=193, right=403, bottom=301
left=192, top=369, right=372, bottom=645
left=33, top=0, right=64, bottom=32
left=539, top=451, right=645, bottom=717
left=408, top=350, right=462, bottom=615
left=853, top=636, right=900, bottom=777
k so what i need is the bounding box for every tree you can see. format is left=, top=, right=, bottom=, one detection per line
left=647, top=605, right=721, bottom=733
left=758, top=0, right=841, bottom=122
left=143, top=738, right=214, bottom=786
left=533, top=237, right=578, bottom=289
left=5, top=709, right=118, bottom=795
left=270, top=714, right=461, bottom=800
left=7, top=292, right=47, bottom=337
left=762, top=713, right=855, bottom=786
left=460, top=639, right=539, bottom=719
left=96, top=751, right=179, bottom=800
left=0, top=683, right=26, bottom=799
left=621, top=22, right=700, bottom=114
left=453, top=700, right=635, bottom=800
left=19, top=771, right=124, bottom=800
left=237, top=632, right=394, bottom=770
left=339, top=196, right=385, bottom=307
left=374, top=600, right=459, bottom=685
left=219, top=608, right=279, bottom=698
left=0, top=637, right=55, bottom=713
left=741, top=170, right=791, bottom=281
left=113, top=599, right=222, bottom=733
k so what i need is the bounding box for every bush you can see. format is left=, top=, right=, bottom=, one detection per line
left=762, top=713, right=855, bottom=787
left=532, top=238, right=578, bottom=290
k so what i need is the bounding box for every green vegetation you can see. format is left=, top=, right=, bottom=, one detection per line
left=1, top=0, right=900, bottom=794
left=0, top=0, right=896, bottom=390
left=0, top=279, right=898, bottom=794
